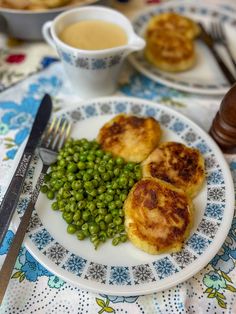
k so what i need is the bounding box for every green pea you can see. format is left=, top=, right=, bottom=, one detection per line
left=84, top=181, right=93, bottom=190
left=63, top=212, right=73, bottom=224
left=40, top=185, right=48, bottom=193
left=108, top=202, right=116, bottom=210
left=105, top=195, right=113, bottom=203
left=71, top=180, right=82, bottom=190
left=96, top=149, right=104, bottom=157
left=114, top=217, right=122, bottom=225
left=98, top=207, right=107, bottom=215
left=87, top=154, right=95, bottom=162
left=95, top=215, right=103, bottom=224
left=44, top=174, right=51, bottom=183
left=47, top=190, right=55, bottom=200
left=67, top=173, right=76, bottom=182
left=67, top=224, right=77, bottom=234
left=58, top=200, right=66, bottom=209
left=79, top=155, right=87, bottom=162
left=77, top=161, right=86, bottom=170
left=90, top=234, right=98, bottom=243
left=107, top=229, right=114, bottom=238
left=120, top=234, right=128, bottom=242
left=75, top=192, right=84, bottom=201
left=73, top=211, right=81, bottom=222
left=112, top=237, right=120, bottom=246
left=67, top=162, right=77, bottom=173
left=120, top=193, right=127, bottom=202
left=98, top=186, right=106, bottom=194
left=98, top=166, right=106, bottom=173
left=81, top=223, right=89, bottom=231
left=99, top=221, right=106, bottom=231
left=102, top=173, right=110, bottom=181
left=77, top=200, right=86, bottom=209
left=115, top=157, right=124, bottom=165
left=51, top=202, right=58, bottom=211
left=87, top=202, right=96, bottom=211
left=64, top=182, right=71, bottom=189
left=82, top=211, right=91, bottom=221
left=88, top=189, right=97, bottom=197
left=105, top=214, right=113, bottom=223
left=77, top=230, right=85, bottom=240
left=89, top=222, right=100, bottom=235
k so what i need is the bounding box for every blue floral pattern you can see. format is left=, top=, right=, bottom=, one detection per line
left=153, top=258, right=178, bottom=279
left=29, top=228, right=54, bottom=250
left=187, top=234, right=211, bottom=255
left=21, top=251, right=52, bottom=281
left=62, top=254, right=86, bottom=276
left=120, top=73, right=185, bottom=103
left=109, top=266, right=131, bottom=285
left=0, top=75, right=62, bottom=159
left=0, top=230, right=14, bottom=255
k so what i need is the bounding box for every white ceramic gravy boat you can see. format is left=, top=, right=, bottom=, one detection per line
left=43, top=6, right=145, bottom=99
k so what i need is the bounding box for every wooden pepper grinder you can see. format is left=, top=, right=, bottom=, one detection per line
left=210, top=83, right=236, bottom=154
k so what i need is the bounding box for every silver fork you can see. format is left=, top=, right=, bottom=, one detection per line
left=0, top=117, right=71, bottom=304
left=210, top=22, right=236, bottom=70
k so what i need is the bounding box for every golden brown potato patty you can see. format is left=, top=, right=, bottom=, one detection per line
left=142, top=142, right=205, bottom=197
left=145, top=31, right=196, bottom=72
left=144, top=12, right=200, bottom=72
left=124, top=177, right=193, bottom=254
left=146, top=12, right=200, bottom=40
left=97, top=114, right=161, bottom=162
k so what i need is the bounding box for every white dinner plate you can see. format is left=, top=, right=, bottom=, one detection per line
left=129, top=0, right=236, bottom=95
left=12, top=96, right=234, bottom=296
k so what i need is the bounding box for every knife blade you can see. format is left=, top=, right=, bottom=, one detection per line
left=0, top=94, right=52, bottom=246
left=198, top=23, right=235, bottom=85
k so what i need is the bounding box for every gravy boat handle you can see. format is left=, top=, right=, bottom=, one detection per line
left=42, top=21, right=56, bottom=49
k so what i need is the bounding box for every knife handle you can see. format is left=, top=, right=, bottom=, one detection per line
left=211, top=46, right=236, bottom=84
left=0, top=151, right=32, bottom=246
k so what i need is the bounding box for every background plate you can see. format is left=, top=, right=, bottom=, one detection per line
left=12, top=96, right=234, bottom=295
left=129, top=0, right=236, bottom=95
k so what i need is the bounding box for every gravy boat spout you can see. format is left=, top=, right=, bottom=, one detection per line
left=126, top=35, right=146, bottom=54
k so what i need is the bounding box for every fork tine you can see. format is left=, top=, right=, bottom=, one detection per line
left=55, top=119, right=72, bottom=151
left=41, top=116, right=57, bottom=145
left=61, top=121, right=72, bottom=147
left=217, top=22, right=225, bottom=40
left=45, top=117, right=62, bottom=150
left=211, top=22, right=218, bottom=40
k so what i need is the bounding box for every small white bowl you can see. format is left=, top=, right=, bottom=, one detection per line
left=0, top=0, right=98, bottom=40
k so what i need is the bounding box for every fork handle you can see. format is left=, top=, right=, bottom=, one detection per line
left=211, top=46, right=236, bottom=84
left=0, top=164, right=49, bottom=304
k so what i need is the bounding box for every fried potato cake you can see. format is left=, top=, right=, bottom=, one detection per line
left=142, top=142, right=205, bottom=197
left=146, top=12, right=200, bottom=40
left=124, top=177, right=193, bottom=254
left=2, top=0, right=70, bottom=10
left=30, top=0, right=70, bottom=8
left=97, top=114, right=161, bottom=162
left=145, top=31, right=196, bottom=72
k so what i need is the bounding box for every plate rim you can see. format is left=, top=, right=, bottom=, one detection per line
left=12, top=95, right=235, bottom=296
left=129, top=0, right=236, bottom=95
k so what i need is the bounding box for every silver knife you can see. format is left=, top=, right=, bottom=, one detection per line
left=198, top=23, right=235, bottom=85
left=0, top=94, right=52, bottom=246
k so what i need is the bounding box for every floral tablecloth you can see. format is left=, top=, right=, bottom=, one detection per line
left=0, top=0, right=236, bottom=313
